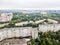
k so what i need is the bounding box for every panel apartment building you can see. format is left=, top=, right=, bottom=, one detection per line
left=0, top=13, right=13, bottom=22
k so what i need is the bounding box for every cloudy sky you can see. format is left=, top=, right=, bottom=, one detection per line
left=0, top=0, right=60, bottom=10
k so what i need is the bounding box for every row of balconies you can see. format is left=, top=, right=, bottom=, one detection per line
left=0, top=27, right=38, bottom=41
left=0, top=24, right=60, bottom=41
left=39, top=24, right=60, bottom=32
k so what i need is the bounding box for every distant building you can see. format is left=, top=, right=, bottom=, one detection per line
left=15, top=21, right=29, bottom=26
left=0, top=23, right=9, bottom=28
left=40, top=11, right=47, bottom=14
left=15, top=19, right=46, bottom=26
left=0, top=13, right=13, bottom=22
left=47, top=19, right=58, bottom=24
left=28, top=21, right=34, bottom=24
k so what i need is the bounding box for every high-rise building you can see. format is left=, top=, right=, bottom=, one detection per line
left=0, top=13, right=13, bottom=22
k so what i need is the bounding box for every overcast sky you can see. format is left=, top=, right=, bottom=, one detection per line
left=0, top=0, right=60, bottom=10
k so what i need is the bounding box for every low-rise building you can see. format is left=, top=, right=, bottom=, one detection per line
left=15, top=21, right=29, bottom=26
left=34, top=19, right=46, bottom=24
left=15, top=19, right=46, bottom=26
left=0, top=23, right=9, bottom=28
left=40, top=11, right=47, bottom=14
left=28, top=21, right=34, bottom=24
left=47, top=19, right=58, bottom=24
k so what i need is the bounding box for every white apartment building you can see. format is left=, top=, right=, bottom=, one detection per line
left=0, top=27, right=38, bottom=41
left=15, top=21, right=29, bottom=26
left=47, top=19, right=58, bottom=23
left=0, top=23, right=9, bottom=28
left=40, top=11, right=47, bottom=14
left=34, top=19, right=46, bottom=24
left=0, top=13, right=13, bottom=22
left=39, top=24, right=60, bottom=32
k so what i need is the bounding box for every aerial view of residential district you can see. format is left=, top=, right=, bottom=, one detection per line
left=0, top=10, right=60, bottom=45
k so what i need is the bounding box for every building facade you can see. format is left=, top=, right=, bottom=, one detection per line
left=39, top=24, right=60, bottom=32
left=0, top=13, right=13, bottom=22
left=0, top=27, right=38, bottom=41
